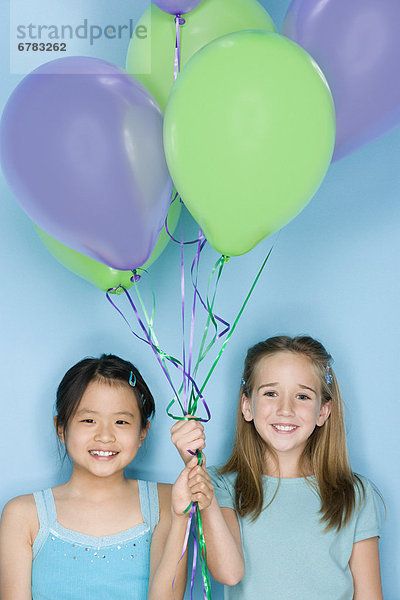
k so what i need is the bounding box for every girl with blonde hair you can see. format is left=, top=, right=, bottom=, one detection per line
left=171, top=335, right=383, bottom=599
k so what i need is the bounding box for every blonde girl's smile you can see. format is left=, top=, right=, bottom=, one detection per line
left=271, top=424, right=298, bottom=432
left=242, top=352, right=331, bottom=470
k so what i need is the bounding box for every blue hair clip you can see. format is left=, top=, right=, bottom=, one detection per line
left=241, top=377, right=246, bottom=387
left=129, top=371, right=146, bottom=406
left=129, top=372, right=137, bottom=388
left=325, top=365, right=333, bottom=385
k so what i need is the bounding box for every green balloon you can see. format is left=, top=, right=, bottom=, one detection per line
left=163, top=31, right=335, bottom=256
left=35, top=200, right=181, bottom=292
left=126, top=0, right=276, bottom=111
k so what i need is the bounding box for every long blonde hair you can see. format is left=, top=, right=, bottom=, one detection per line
left=220, top=335, right=364, bottom=531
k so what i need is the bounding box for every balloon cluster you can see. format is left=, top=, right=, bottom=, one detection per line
left=0, top=0, right=333, bottom=288
left=0, top=0, right=400, bottom=289
left=1, top=0, right=398, bottom=288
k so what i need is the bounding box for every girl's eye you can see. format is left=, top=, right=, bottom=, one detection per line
left=297, top=394, right=310, bottom=401
left=116, top=420, right=129, bottom=425
left=263, top=391, right=277, bottom=397
left=81, top=419, right=95, bottom=423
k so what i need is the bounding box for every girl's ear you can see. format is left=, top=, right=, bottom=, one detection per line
left=317, top=400, right=332, bottom=426
left=54, top=416, right=65, bottom=443
left=241, top=393, right=253, bottom=422
left=139, top=421, right=150, bottom=447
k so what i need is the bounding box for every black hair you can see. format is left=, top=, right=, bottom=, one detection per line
left=55, top=354, right=155, bottom=439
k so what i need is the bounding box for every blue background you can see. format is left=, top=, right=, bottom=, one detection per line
left=1, top=1, right=398, bottom=598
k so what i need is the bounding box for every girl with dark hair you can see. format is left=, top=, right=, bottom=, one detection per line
left=171, top=336, right=383, bottom=599
left=0, top=354, right=202, bottom=600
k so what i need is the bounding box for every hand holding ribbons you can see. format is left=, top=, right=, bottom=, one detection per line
left=171, top=417, right=206, bottom=466
left=173, top=455, right=214, bottom=516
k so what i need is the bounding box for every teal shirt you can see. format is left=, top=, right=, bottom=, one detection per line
left=209, top=468, right=381, bottom=600
left=32, top=480, right=159, bottom=600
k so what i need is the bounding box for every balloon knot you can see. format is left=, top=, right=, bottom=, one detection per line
left=175, top=14, right=186, bottom=25
left=107, top=285, right=124, bottom=296
left=130, top=271, right=141, bottom=283
left=222, top=255, right=231, bottom=263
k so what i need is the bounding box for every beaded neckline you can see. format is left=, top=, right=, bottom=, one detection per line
left=46, top=484, right=150, bottom=548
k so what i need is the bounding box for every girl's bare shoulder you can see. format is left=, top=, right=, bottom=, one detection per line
left=2, top=494, right=36, bottom=519
left=1, top=494, right=39, bottom=544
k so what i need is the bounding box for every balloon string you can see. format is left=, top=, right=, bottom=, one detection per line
left=180, top=204, right=188, bottom=411
left=183, top=222, right=209, bottom=413
left=166, top=219, right=211, bottom=421
left=163, top=196, right=228, bottom=415
left=165, top=195, right=205, bottom=245
left=193, top=254, right=230, bottom=340
left=190, top=510, right=199, bottom=598
left=181, top=451, right=211, bottom=600
left=164, top=206, right=228, bottom=418
left=164, top=195, right=228, bottom=338
left=164, top=197, right=230, bottom=410
left=194, top=256, right=229, bottom=362
left=172, top=502, right=196, bottom=599
left=197, top=244, right=275, bottom=398
left=174, top=14, right=185, bottom=81
left=195, top=504, right=212, bottom=600
left=187, top=229, right=204, bottom=408
left=106, top=284, right=211, bottom=422
left=167, top=201, right=209, bottom=418
left=189, top=255, right=229, bottom=414
left=106, top=285, right=183, bottom=411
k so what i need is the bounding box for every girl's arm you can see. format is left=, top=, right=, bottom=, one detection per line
left=0, top=496, right=36, bottom=600
left=171, top=420, right=245, bottom=585
left=188, top=460, right=245, bottom=585
left=148, top=469, right=193, bottom=600
left=349, top=537, right=383, bottom=600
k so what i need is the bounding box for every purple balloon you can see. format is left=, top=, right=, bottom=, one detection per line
left=0, top=57, right=172, bottom=270
left=283, top=0, right=400, bottom=161
left=152, top=0, right=203, bottom=15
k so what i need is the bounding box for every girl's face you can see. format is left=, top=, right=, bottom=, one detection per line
left=58, top=380, right=149, bottom=479
left=242, top=352, right=331, bottom=471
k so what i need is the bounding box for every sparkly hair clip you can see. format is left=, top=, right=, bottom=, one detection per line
left=241, top=377, right=246, bottom=387
left=129, top=371, right=146, bottom=406
left=325, top=365, right=333, bottom=385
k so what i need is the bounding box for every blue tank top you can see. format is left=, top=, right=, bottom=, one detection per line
left=32, top=480, right=159, bottom=600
